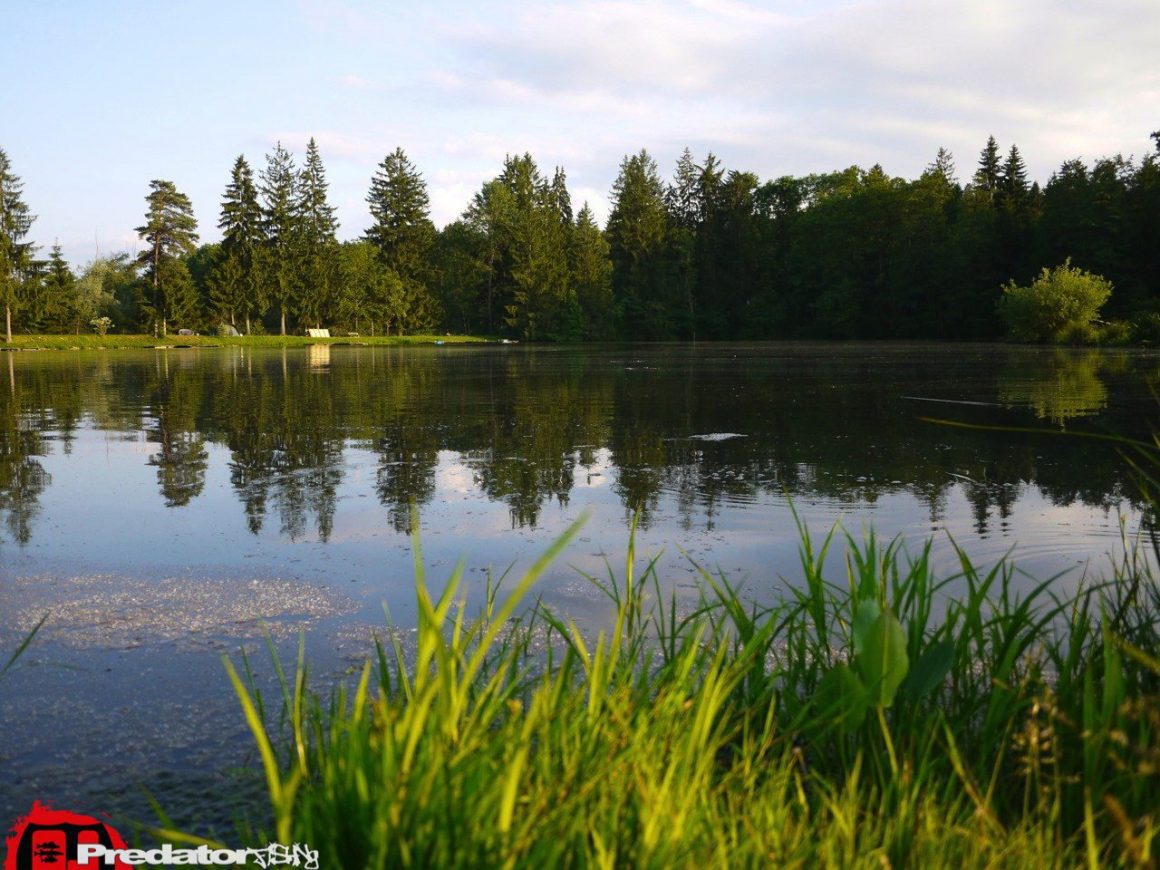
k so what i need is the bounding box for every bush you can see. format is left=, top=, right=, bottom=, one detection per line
left=1131, top=310, right=1160, bottom=344
left=998, top=260, right=1113, bottom=344
left=1094, top=319, right=1133, bottom=346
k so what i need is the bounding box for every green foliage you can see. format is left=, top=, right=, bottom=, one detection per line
left=464, top=154, right=579, bottom=340
left=258, top=142, right=300, bottom=336
left=18, top=128, right=1160, bottom=342
left=214, top=155, right=264, bottom=334
left=135, top=179, right=199, bottom=336
left=999, top=259, right=1114, bottom=343
left=208, top=519, right=1160, bottom=867
left=0, top=147, right=35, bottom=342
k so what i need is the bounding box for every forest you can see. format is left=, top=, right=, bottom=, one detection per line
left=2, top=131, right=1159, bottom=342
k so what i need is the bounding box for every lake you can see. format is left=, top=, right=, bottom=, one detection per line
left=1, top=342, right=1156, bottom=826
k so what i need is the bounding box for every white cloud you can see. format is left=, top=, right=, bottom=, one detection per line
left=341, top=73, right=375, bottom=90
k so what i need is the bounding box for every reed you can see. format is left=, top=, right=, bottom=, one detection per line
left=206, top=516, right=1159, bottom=867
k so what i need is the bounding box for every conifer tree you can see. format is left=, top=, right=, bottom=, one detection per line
left=570, top=204, right=614, bottom=338
left=365, top=148, right=437, bottom=332
left=926, top=147, right=958, bottom=186
left=259, top=142, right=300, bottom=335
left=42, top=243, right=78, bottom=332
left=135, top=179, right=198, bottom=336
left=550, top=167, right=573, bottom=225
left=606, top=150, right=669, bottom=337
left=0, top=148, right=35, bottom=343
left=297, top=138, right=340, bottom=328
left=973, top=136, right=1002, bottom=200
left=215, top=155, right=264, bottom=334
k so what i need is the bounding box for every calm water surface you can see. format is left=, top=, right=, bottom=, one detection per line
left=1, top=342, right=1157, bottom=824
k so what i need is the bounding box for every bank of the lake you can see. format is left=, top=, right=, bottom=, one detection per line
left=0, top=333, right=489, bottom=350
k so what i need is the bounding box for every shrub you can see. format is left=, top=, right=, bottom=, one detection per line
left=998, top=260, right=1113, bottom=344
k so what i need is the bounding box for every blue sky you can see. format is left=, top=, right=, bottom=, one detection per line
left=5, top=0, right=1158, bottom=267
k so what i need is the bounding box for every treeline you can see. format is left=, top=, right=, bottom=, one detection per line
left=2, top=132, right=1159, bottom=340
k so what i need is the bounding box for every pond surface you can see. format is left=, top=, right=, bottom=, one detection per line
left=1, top=342, right=1157, bottom=826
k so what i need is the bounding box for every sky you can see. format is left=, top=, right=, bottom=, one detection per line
left=4, top=0, right=1158, bottom=268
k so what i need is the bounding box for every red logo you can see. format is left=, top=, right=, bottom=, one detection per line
left=4, top=803, right=130, bottom=870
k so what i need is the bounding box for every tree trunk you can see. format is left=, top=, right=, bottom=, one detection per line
left=245, top=315, right=250, bottom=336
left=4, top=304, right=11, bottom=343
left=280, top=309, right=286, bottom=336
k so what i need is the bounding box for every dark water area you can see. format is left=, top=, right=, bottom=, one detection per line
left=1, top=342, right=1157, bottom=828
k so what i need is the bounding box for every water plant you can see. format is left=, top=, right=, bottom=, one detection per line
left=195, top=516, right=1159, bottom=867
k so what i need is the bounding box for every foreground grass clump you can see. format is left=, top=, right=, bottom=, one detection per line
left=197, top=519, right=1160, bottom=868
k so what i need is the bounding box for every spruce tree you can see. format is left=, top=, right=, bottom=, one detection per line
left=259, top=142, right=300, bottom=335
left=606, top=150, right=669, bottom=337
left=297, top=138, right=340, bottom=328
left=665, top=148, right=701, bottom=230
left=215, top=155, right=264, bottom=334
left=973, top=136, right=1002, bottom=200
left=365, top=148, right=436, bottom=331
left=1000, top=144, right=1029, bottom=204
left=43, top=243, right=78, bottom=333
left=0, top=148, right=35, bottom=343
left=550, top=167, right=573, bottom=225
left=926, top=147, right=958, bottom=186
left=570, top=204, right=614, bottom=338
left=135, top=179, right=199, bottom=336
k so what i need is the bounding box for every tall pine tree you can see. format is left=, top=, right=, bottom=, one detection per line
left=135, top=179, right=198, bottom=336
left=296, top=138, right=340, bottom=329
left=606, top=150, right=670, bottom=337
left=214, top=155, right=264, bottom=334
left=0, top=148, right=35, bottom=343
left=259, top=143, right=300, bottom=335
left=365, top=148, right=437, bottom=332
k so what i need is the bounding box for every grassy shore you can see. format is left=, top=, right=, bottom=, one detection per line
left=0, top=333, right=489, bottom=350
left=165, top=518, right=1160, bottom=868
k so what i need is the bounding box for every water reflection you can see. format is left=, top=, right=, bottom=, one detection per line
left=998, top=349, right=1113, bottom=427
left=0, top=344, right=1156, bottom=549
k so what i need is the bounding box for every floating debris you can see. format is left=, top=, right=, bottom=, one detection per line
left=4, top=573, right=357, bottom=650
left=686, top=433, right=748, bottom=442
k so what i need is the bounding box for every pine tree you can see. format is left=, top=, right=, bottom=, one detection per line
left=365, top=148, right=437, bottom=332
left=1000, top=144, right=1029, bottom=204
left=215, top=155, right=264, bottom=334
left=259, top=143, right=300, bottom=335
left=973, top=136, right=1002, bottom=200
left=297, top=138, right=340, bottom=328
left=570, top=204, right=614, bottom=338
left=42, top=243, right=78, bottom=332
left=135, top=179, right=199, bottom=336
left=926, top=147, right=958, bottom=186
left=665, top=148, right=701, bottom=230
left=0, top=148, right=35, bottom=343
left=550, top=167, right=573, bottom=225
left=606, top=150, right=670, bottom=337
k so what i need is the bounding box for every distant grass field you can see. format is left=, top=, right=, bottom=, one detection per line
left=0, top=333, right=489, bottom=350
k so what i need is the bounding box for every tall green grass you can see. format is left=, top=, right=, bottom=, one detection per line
left=203, top=517, right=1159, bottom=867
